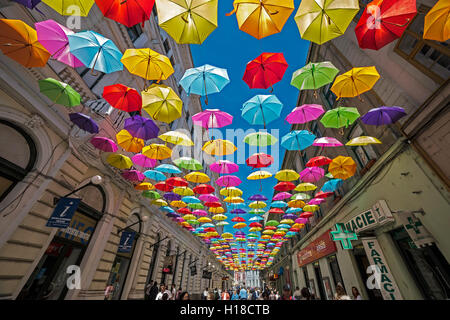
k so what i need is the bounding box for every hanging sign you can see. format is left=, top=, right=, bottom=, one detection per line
left=331, top=224, right=358, bottom=249
left=118, top=231, right=136, bottom=253
left=362, top=237, right=403, bottom=300
left=162, top=255, right=174, bottom=274
left=202, top=270, right=212, bottom=279
left=397, top=211, right=435, bottom=248
left=46, top=197, right=81, bottom=228
left=190, top=265, right=197, bottom=276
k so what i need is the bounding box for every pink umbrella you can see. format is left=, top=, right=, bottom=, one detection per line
left=313, top=137, right=343, bottom=148
left=122, top=170, right=145, bottom=182
left=308, top=198, right=325, bottom=205
left=132, top=154, right=157, bottom=168
left=286, top=104, right=325, bottom=124
left=272, top=192, right=292, bottom=201
left=216, top=175, right=242, bottom=187
left=294, top=217, right=308, bottom=224
left=35, top=20, right=84, bottom=68
left=193, top=209, right=208, bottom=216
left=192, top=109, right=233, bottom=129
left=90, top=136, right=118, bottom=152
left=199, top=194, right=219, bottom=202
left=299, top=167, right=324, bottom=183
left=210, top=160, right=239, bottom=174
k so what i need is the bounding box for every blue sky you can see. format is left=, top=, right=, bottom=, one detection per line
left=190, top=1, right=310, bottom=241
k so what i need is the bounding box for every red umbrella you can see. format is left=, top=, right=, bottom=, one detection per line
left=355, top=0, right=417, bottom=50
left=246, top=153, right=274, bottom=168
left=154, top=182, right=173, bottom=192
left=166, top=177, right=188, bottom=187
left=178, top=208, right=192, bottom=215
left=95, top=0, right=155, bottom=28
left=249, top=222, right=263, bottom=228
left=243, top=52, right=288, bottom=91
left=314, top=191, right=334, bottom=199
left=300, top=211, right=313, bottom=218
left=193, top=184, right=215, bottom=194
left=232, top=217, right=246, bottom=222
left=264, top=226, right=277, bottom=231
left=268, top=208, right=284, bottom=214
left=103, top=84, right=142, bottom=113
left=205, top=202, right=222, bottom=208
left=306, top=156, right=332, bottom=167
left=273, top=181, right=296, bottom=192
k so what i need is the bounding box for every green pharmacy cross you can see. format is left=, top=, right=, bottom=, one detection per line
left=331, top=223, right=358, bottom=249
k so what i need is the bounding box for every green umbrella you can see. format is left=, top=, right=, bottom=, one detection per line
left=325, top=172, right=334, bottom=178
left=291, top=61, right=339, bottom=92
left=186, top=219, right=200, bottom=225
left=142, top=190, right=161, bottom=199
left=265, top=220, right=280, bottom=227
left=320, top=107, right=360, bottom=128
left=249, top=209, right=265, bottom=214
left=173, top=157, right=203, bottom=170
left=244, top=132, right=278, bottom=147
left=291, top=193, right=311, bottom=200
left=38, top=78, right=81, bottom=107
left=188, top=203, right=204, bottom=210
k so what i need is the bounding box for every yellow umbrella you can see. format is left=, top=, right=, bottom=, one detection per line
left=173, top=186, right=194, bottom=196
left=295, top=183, right=317, bottom=192
left=292, top=223, right=304, bottom=229
left=222, top=232, right=233, bottom=238
left=227, top=0, right=295, bottom=39
left=303, top=204, right=319, bottom=212
left=198, top=217, right=212, bottom=223
left=158, top=130, right=193, bottom=146
left=183, top=214, right=197, bottom=220
left=209, top=207, right=225, bottom=214
left=185, top=172, right=210, bottom=183
left=171, top=200, right=187, bottom=208
left=280, top=219, right=294, bottom=225
left=331, top=66, right=380, bottom=99
left=249, top=201, right=267, bottom=209
left=220, top=187, right=243, bottom=197
left=424, top=0, right=450, bottom=42
left=134, top=182, right=154, bottom=191
left=263, top=230, right=275, bottom=235
left=287, top=199, right=305, bottom=208
left=346, top=136, right=382, bottom=146
left=142, top=144, right=172, bottom=160
left=156, top=0, right=218, bottom=44
left=121, top=48, right=174, bottom=81
left=212, top=214, right=227, bottom=221
left=42, top=0, right=94, bottom=16
left=142, top=84, right=183, bottom=123
left=116, top=129, right=144, bottom=153
left=153, top=199, right=168, bottom=206
left=274, top=169, right=299, bottom=181
left=202, top=139, right=237, bottom=156
left=106, top=154, right=133, bottom=169
left=247, top=170, right=272, bottom=180
left=233, top=222, right=247, bottom=229
left=249, top=227, right=262, bottom=232
left=224, top=197, right=244, bottom=203
left=294, top=0, right=359, bottom=44
left=329, top=156, right=357, bottom=179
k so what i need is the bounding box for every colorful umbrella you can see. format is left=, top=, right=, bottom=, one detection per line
left=308, top=198, right=325, bottom=205
left=346, top=136, right=382, bottom=146
left=174, top=186, right=195, bottom=196
left=142, top=144, right=172, bottom=160
left=121, top=48, right=173, bottom=81
left=320, top=107, right=360, bottom=128
left=135, top=182, right=154, bottom=191
left=291, top=61, right=339, bottom=94
left=244, top=132, right=278, bottom=146
left=132, top=154, right=157, bottom=168
left=35, top=20, right=84, bottom=68
left=281, top=130, right=316, bottom=151
left=295, top=182, right=317, bottom=192
left=246, top=153, right=274, bottom=168
left=156, top=0, right=218, bottom=44
left=0, top=19, right=50, bottom=68
left=294, top=0, right=360, bottom=44
left=155, top=181, right=174, bottom=192
left=271, top=201, right=287, bottom=208
left=306, top=156, right=332, bottom=167
left=68, top=31, right=123, bottom=74
left=69, top=113, right=99, bottom=134
left=275, top=169, right=300, bottom=181
left=299, top=167, right=325, bottom=183
left=313, top=137, right=343, bottom=148
left=243, top=52, right=288, bottom=91
left=39, top=78, right=81, bottom=107
left=331, top=66, right=380, bottom=99
left=155, top=164, right=182, bottom=174
left=321, top=179, right=343, bottom=192
left=210, top=160, right=239, bottom=174
left=291, top=193, right=311, bottom=201
left=13, top=0, right=42, bottom=10
left=179, top=64, right=230, bottom=104
left=122, top=170, right=145, bottom=182
left=273, top=181, right=295, bottom=192
left=241, top=95, right=283, bottom=128
left=158, top=131, right=193, bottom=146
left=167, top=177, right=188, bottom=187
left=199, top=194, right=219, bottom=202
left=124, top=115, right=159, bottom=140
left=360, top=106, right=407, bottom=125
left=95, top=0, right=155, bottom=28
left=247, top=170, right=272, bottom=180
left=141, top=84, right=182, bottom=123
left=173, top=157, right=203, bottom=170
left=329, top=156, right=357, bottom=179
left=91, top=136, right=118, bottom=152
left=143, top=169, right=166, bottom=181
left=116, top=129, right=145, bottom=153
left=106, top=154, right=133, bottom=169
left=193, top=184, right=215, bottom=194
left=185, top=172, right=210, bottom=183
left=424, top=0, right=450, bottom=42
left=249, top=201, right=266, bottom=209
left=216, top=175, right=242, bottom=187
left=202, top=139, right=237, bottom=156
left=272, top=192, right=292, bottom=201
left=192, top=109, right=233, bottom=131
left=42, top=0, right=95, bottom=16
left=285, top=104, right=325, bottom=124
left=103, top=84, right=142, bottom=113
left=227, top=0, right=295, bottom=39
left=220, top=187, right=243, bottom=197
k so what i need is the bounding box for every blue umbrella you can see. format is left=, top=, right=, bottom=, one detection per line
left=271, top=201, right=287, bottom=208
left=281, top=130, right=316, bottom=151
left=68, top=31, right=123, bottom=74
left=202, top=223, right=215, bottom=228
left=144, top=170, right=166, bottom=181
left=179, top=64, right=230, bottom=105
left=249, top=216, right=264, bottom=221
left=124, top=115, right=159, bottom=140
left=182, top=196, right=201, bottom=204
left=155, top=164, right=182, bottom=174
left=277, top=224, right=291, bottom=229
left=321, top=178, right=343, bottom=192
left=286, top=207, right=302, bottom=214
left=227, top=203, right=247, bottom=210
left=241, top=95, right=283, bottom=128
left=160, top=206, right=175, bottom=213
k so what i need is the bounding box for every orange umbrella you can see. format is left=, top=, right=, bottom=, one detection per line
left=0, top=19, right=50, bottom=67
left=328, top=156, right=357, bottom=179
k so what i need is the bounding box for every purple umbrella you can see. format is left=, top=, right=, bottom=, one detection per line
left=361, top=106, right=407, bottom=126
left=286, top=104, right=325, bottom=124
left=90, top=136, right=118, bottom=152
left=121, top=170, right=145, bottom=182
left=167, top=212, right=180, bottom=218
left=13, top=0, right=42, bottom=10
left=249, top=194, right=268, bottom=201
left=124, top=115, right=159, bottom=140
left=234, top=231, right=245, bottom=236
left=230, top=209, right=246, bottom=214
left=132, top=154, right=157, bottom=168
left=299, top=167, right=324, bottom=183
left=164, top=192, right=182, bottom=201
left=69, top=113, right=99, bottom=134
left=210, top=160, right=239, bottom=174
left=272, top=192, right=292, bottom=201
left=282, top=214, right=298, bottom=220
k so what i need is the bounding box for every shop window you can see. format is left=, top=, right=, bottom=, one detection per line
left=395, top=5, right=450, bottom=84
left=327, top=255, right=345, bottom=289
left=0, top=120, right=37, bottom=203
left=127, top=24, right=143, bottom=43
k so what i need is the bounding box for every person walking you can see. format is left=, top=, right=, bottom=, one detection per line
left=176, top=287, right=182, bottom=300
left=202, top=288, right=209, bottom=300
left=334, top=284, right=351, bottom=300
left=156, top=284, right=171, bottom=300
left=279, top=284, right=294, bottom=300
left=352, top=287, right=363, bottom=300
left=221, top=289, right=230, bottom=300
left=171, top=284, right=177, bottom=300
left=300, top=287, right=313, bottom=300
left=214, top=288, right=219, bottom=300
left=239, top=286, right=248, bottom=300
left=231, top=289, right=239, bottom=300
left=145, top=281, right=154, bottom=300
left=293, top=286, right=302, bottom=300
left=148, top=281, right=159, bottom=300
left=269, top=290, right=275, bottom=300
left=274, top=290, right=280, bottom=300
left=178, top=291, right=190, bottom=300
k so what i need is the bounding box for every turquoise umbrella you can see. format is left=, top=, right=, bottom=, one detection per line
left=160, top=206, right=175, bottom=213
left=321, top=178, right=343, bottom=192
left=68, top=30, right=123, bottom=74
left=144, top=170, right=166, bottom=181
left=182, top=196, right=201, bottom=204
left=241, top=94, right=283, bottom=129
left=155, top=164, right=182, bottom=174
left=286, top=207, right=302, bottom=214
left=281, top=130, right=316, bottom=151
left=271, top=201, right=288, bottom=208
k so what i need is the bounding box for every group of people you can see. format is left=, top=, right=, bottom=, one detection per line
left=145, top=281, right=189, bottom=300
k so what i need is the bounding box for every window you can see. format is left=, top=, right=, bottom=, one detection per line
left=163, top=38, right=171, bottom=54
left=395, top=5, right=450, bottom=84
left=353, top=0, right=372, bottom=23
left=75, top=67, right=106, bottom=93
left=127, top=24, right=143, bottom=43
left=169, top=55, right=176, bottom=67
left=347, top=125, right=377, bottom=169
left=321, top=83, right=337, bottom=110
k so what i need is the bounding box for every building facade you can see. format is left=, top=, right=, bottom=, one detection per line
left=266, top=0, right=450, bottom=300
left=0, top=3, right=231, bottom=300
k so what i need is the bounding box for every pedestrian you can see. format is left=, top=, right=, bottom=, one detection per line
left=176, top=287, right=182, bottom=300
left=221, top=289, right=230, bottom=300
left=239, top=286, right=248, bottom=300
left=162, top=292, right=169, bottom=300
left=300, top=287, right=312, bottom=300
left=145, top=280, right=154, bottom=300
left=352, top=286, right=363, bottom=300
left=269, top=290, right=275, bottom=300
left=231, top=289, right=239, bottom=300
left=178, top=291, right=190, bottom=300
left=148, top=281, right=159, bottom=301
left=274, top=290, right=280, bottom=300
left=207, top=292, right=215, bottom=300
left=202, top=287, right=209, bottom=300
left=214, top=288, right=219, bottom=300
left=251, top=288, right=258, bottom=300
left=171, top=284, right=177, bottom=300
left=293, top=286, right=302, bottom=300
left=279, top=284, right=294, bottom=300
left=156, top=284, right=172, bottom=300
left=334, top=284, right=351, bottom=300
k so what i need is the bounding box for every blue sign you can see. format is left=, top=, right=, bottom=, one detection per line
left=46, top=197, right=81, bottom=228
left=118, top=231, right=136, bottom=253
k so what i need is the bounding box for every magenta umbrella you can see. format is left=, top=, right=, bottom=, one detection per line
left=132, top=154, right=157, bottom=168
left=294, top=217, right=308, bottom=224
left=199, top=194, right=219, bottom=202
left=313, top=137, right=343, bottom=148
left=216, top=175, right=242, bottom=187
left=192, top=109, right=233, bottom=139
left=193, top=209, right=208, bottom=216
left=299, top=167, right=324, bottom=183
left=286, top=104, right=325, bottom=124
left=273, top=192, right=292, bottom=201
left=35, top=20, right=84, bottom=68
left=308, top=198, right=325, bottom=205
left=122, top=170, right=145, bottom=181
left=90, top=136, right=118, bottom=152
left=210, top=160, right=239, bottom=174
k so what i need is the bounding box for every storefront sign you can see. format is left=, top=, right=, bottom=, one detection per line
left=296, top=230, right=337, bottom=267
left=397, top=211, right=435, bottom=248
left=47, top=197, right=81, bottom=228
left=344, top=200, right=394, bottom=234
left=118, top=231, right=136, bottom=253
left=56, top=211, right=96, bottom=245
left=362, top=237, right=403, bottom=300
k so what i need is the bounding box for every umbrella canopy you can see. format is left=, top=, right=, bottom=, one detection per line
left=249, top=201, right=266, bottom=209
left=275, top=169, right=300, bottom=181
left=241, top=95, right=283, bottom=128
left=124, top=115, right=159, bottom=140
left=91, top=137, right=118, bottom=152
left=287, top=199, right=306, bottom=208
left=174, top=186, right=195, bottom=196
left=0, top=19, right=50, bottom=68
left=143, top=170, right=166, bottom=181
left=295, top=183, right=317, bottom=192
left=122, top=170, right=145, bottom=182
left=231, top=208, right=247, bottom=214
left=69, top=113, right=99, bottom=134
left=210, top=160, right=239, bottom=174
left=199, top=194, right=219, bottom=202
left=244, top=132, right=278, bottom=146
left=291, top=61, right=339, bottom=91
left=273, top=181, right=295, bottom=192
left=68, top=30, right=123, bottom=74
left=313, top=137, right=343, bottom=148
left=192, top=109, right=233, bottom=130
left=271, top=201, right=287, bottom=208
left=95, top=0, right=155, bottom=28
left=227, top=0, right=295, bottom=39
left=321, top=179, right=344, bottom=192
left=35, top=19, right=84, bottom=68
left=285, top=104, right=325, bottom=124
left=167, top=177, right=188, bottom=187
left=121, top=48, right=173, bottom=81
left=346, top=136, right=382, bottom=146
left=220, top=187, right=243, bottom=197
left=155, top=164, right=182, bottom=174
left=216, top=175, right=242, bottom=187
left=142, top=144, right=172, bottom=160
left=291, top=193, right=311, bottom=201
left=272, top=192, right=292, bottom=201
left=329, top=156, right=357, bottom=179
left=136, top=183, right=155, bottom=191
left=155, top=181, right=174, bottom=192
left=294, top=0, right=359, bottom=44
left=355, top=0, right=417, bottom=50
left=42, top=0, right=95, bottom=16
left=306, top=156, right=332, bottom=167
left=243, top=52, right=288, bottom=90
left=247, top=171, right=272, bottom=180
left=106, top=154, right=133, bottom=169
left=193, top=184, right=215, bottom=194
left=103, top=84, right=142, bottom=113
left=185, top=172, right=210, bottom=183
left=249, top=194, right=268, bottom=201
left=163, top=192, right=183, bottom=201
left=116, top=129, right=145, bottom=153
left=13, top=0, right=41, bottom=9
left=142, top=84, right=182, bottom=123
left=308, top=198, right=325, bottom=205
left=424, top=0, right=450, bottom=42
left=132, top=154, right=157, bottom=168
left=39, top=78, right=81, bottom=107
left=173, top=157, right=203, bottom=170
left=156, top=0, right=218, bottom=44
left=281, top=130, right=316, bottom=151
left=158, top=131, right=193, bottom=146
left=320, top=107, right=360, bottom=128
left=299, top=167, right=325, bottom=183
left=202, top=139, right=237, bottom=156
left=360, top=106, right=407, bottom=125
left=331, top=66, right=380, bottom=99
left=246, top=153, right=274, bottom=168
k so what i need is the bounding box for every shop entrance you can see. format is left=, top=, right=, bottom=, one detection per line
left=353, top=244, right=383, bottom=300
left=312, top=261, right=327, bottom=300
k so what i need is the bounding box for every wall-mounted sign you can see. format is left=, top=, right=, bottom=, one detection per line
left=162, top=255, right=174, bottom=274
left=331, top=223, right=358, bottom=249
left=190, top=265, right=197, bottom=276
left=47, top=197, right=81, bottom=228
left=344, top=200, right=394, bottom=234
left=397, top=211, right=435, bottom=248
left=297, top=230, right=337, bottom=267
left=202, top=270, right=212, bottom=279
left=118, top=231, right=136, bottom=253
left=56, top=211, right=96, bottom=245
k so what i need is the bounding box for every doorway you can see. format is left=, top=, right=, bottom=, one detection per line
left=353, top=244, right=383, bottom=300
left=312, top=261, right=327, bottom=300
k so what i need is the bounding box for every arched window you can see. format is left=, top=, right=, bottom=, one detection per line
left=161, top=240, right=172, bottom=285
left=0, top=120, right=37, bottom=203
left=147, top=233, right=161, bottom=284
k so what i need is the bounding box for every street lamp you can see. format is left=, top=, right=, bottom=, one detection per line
left=53, top=175, right=103, bottom=205
left=118, top=215, right=149, bottom=234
